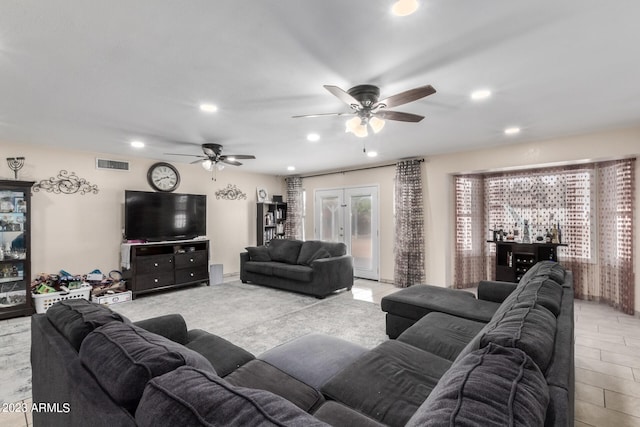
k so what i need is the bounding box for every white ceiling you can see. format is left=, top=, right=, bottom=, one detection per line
left=1, top=1, right=639, bottom=175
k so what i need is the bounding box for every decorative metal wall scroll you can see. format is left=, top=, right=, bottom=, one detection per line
left=215, top=184, right=247, bottom=200
left=6, top=157, right=25, bottom=180
left=33, top=170, right=99, bottom=195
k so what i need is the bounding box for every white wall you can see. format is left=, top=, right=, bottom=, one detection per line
left=423, top=126, right=640, bottom=312
left=1, top=141, right=285, bottom=278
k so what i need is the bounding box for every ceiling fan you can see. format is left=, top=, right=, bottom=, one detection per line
left=165, top=143, right=256, bottom=171
left=293, top=84, right=436, bottom=137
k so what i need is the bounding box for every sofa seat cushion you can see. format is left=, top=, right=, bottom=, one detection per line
left=398, top=312, right=486, bottom=361
left=481, top=302, right=557, bottom=372
left=244, top=261, right=275, bottom=276
left=406, top=343, right=549, bottom=427
left=259, top=333, right=367, bottom=389
left=79, top=321, right=215, bottom=413
left=46, top=299, right=128, bottom=351
left=185, top=329, right=255, bottom=377
left=268, top=239, right=303, bottom=264
left=322, top=340, right=452, bottom=426
left=271, top=263, right=313, bottom=282
left=245, top=245, right=271, bottom=261
left=136, top=366, right=330, bottom=427
left=381, top=284, right=499, bottom=323
left=313, top=401, right=386, bottom=427
left=224, top=359, right=324, bottom=413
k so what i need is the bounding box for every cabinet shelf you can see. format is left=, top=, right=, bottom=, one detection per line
left=0, top=180, right=34, bottom=319
left=488, top=241, right=567, bottom=283
left=257, top=202, right=287, bottom=246
left=121, top=240, right=210, bottom=298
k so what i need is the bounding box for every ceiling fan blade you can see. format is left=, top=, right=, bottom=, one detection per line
left=292, top=112, right=353, bottom=118
left=323, top=85, right=361, bottom=107
left=221, top=154, right=255, bottom=160
left=374, top=85, right=436, bottom=109
left=164, top=153, right=205, bottom=158
left=190, top=159, right=205, bottom=164
left=373, top=110, right=425, bottom=122
left=222, top=159, right=243, bottom=166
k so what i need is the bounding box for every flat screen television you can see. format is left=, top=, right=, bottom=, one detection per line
left=124, top=190, right=206, bottom=242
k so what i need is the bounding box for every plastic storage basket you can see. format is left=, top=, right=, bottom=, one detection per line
left=32, top=283, right=92, bottom=314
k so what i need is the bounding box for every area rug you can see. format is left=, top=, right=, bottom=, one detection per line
left=0, top=280, right=388, bottom=404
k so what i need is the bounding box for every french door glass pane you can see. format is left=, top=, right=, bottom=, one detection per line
left=321, top=196, right=341, bottom=241
left=350, top=195, right=372, bottom=270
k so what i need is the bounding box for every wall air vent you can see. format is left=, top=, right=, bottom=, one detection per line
left=96, top=158, right=130, bottom=171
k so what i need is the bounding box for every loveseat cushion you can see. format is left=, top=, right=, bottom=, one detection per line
left=322, top=241, right=347, bottom=257
left=224, top=359, right=324, bottom=412
left=79, top=321, right=215, bottom=413
left=245, top=246, right=271, bottom=261
left=46, top=299, right=128, bottom=351
left=519, top=260, right=565, bottom=286
left=268, top=239, right=303, bottom=264
left=134, top=314, right=189, bottom=345
left=313, top=401, right=386, bottom=427
left=297, top=241, right=324, bottom=265
left=481, top=302, right=557, bottom=372
left=272, top=263, right=313, bottom=282
left=322, top=340, right=452, bottom=426
left=136, top=366, right=330, bottom=427
left=406, top=343, right=549, bottom=427
left=506, top=276, right=564, bottom=317
left=244, top=261, right=275, bottom=276
left=397, top=312, right=486, bottom=361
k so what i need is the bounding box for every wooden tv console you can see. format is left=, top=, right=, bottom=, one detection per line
left=121, top=240, right=209, bottom=298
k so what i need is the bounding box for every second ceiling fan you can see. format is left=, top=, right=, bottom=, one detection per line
left=293, top=84, right=436, bottom=137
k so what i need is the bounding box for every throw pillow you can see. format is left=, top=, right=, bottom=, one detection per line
left=406, top=343, right=549, bottom=427
left=307, top=247, right=332, bottom=264
left=46, top=299, right=128, bottom=351
left=135, top=366, right=330, bottom=427
left=297, top=241, right=323, bottom=265
left=79, top=321, right=215, bottom=414
left=245, top=246, right=271, bottom=262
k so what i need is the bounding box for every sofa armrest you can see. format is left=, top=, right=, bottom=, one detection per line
left=133, top=314, right=189, bottom=345
left=311, top=255, right=354, bottom=290
left=477, top=280, right=517, bottom=303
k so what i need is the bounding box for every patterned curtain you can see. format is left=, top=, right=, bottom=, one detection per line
left=284, top=176, right=303, bottom=240
left=394, top=159, right=425, bottom=287
left=454, top=175, right=486, bottom=288
left=453, top=158, right=636, bottom=314
left=596, top=159, right=635, bottom=314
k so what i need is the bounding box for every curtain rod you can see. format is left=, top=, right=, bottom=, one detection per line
left=300, top=158, right=424, bottom=179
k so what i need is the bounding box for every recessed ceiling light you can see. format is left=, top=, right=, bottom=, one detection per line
left=199, top=103, right=218, bottom=113
left=130, top=140, right=145, bottom=148
left=367, top=151, right=378, bottom=158
left=287, top=166, right=296, bottom=171
left=306, top=133, right=320, bottom=142
left=471, top=89, right=492, bottom=100
left=504, top=127, right=521, bottom=135
left=391, top=0, right=419, bottom=16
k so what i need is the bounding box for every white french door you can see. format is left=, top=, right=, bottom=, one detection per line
left=314, top=186, right=379, bottom=280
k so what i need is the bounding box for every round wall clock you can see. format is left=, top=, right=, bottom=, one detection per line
left=147, top=162, right=180, bottom=192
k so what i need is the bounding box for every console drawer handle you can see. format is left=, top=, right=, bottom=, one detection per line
left=190, top=272, right=194, bottom=277
left=190, top=258, right=194, bottom=262
left=154, top=263, right=158, bottom=267
left=154, top=278, right=159, bottom=283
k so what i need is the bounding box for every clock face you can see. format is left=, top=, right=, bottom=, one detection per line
left=147, top=162, right=180, bottom=192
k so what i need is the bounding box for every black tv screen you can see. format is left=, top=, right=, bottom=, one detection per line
left=124, top=190, right=206, bottom=242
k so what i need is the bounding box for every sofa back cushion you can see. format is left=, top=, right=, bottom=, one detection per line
left=519, top=260, right=565, bottom=287
left=321, top=241, right=347, bottom=257
left=268, top=239, right=303, bottom=264
left=406, top=343, right=549, bottom=427
left=135, top=366, right=330, bottom=427
left=46, top=299, right=128, bottom=351
left=79, top=321, right=215, bottom=414
left=495, top=274, right=563, bottom=318
left=481, top=303, right=557, bottom=372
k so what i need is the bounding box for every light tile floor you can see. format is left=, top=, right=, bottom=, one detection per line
left=2, top=279, right=640, bottom=426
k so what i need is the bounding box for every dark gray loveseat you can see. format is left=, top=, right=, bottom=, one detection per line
left=31, top=261, right=574, bottom=426
left=240, top=239, right=354, bottom=298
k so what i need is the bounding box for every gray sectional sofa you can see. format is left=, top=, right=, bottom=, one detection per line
left=31, top=260, right=573, bottom=426
left=240, top=239, right=354, bottom=298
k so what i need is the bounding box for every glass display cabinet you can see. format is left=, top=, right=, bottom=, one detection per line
left=0, top=180, right=34, bottom=319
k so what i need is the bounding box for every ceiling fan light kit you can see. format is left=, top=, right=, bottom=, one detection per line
left=295, top=83, right=435, bottom=138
